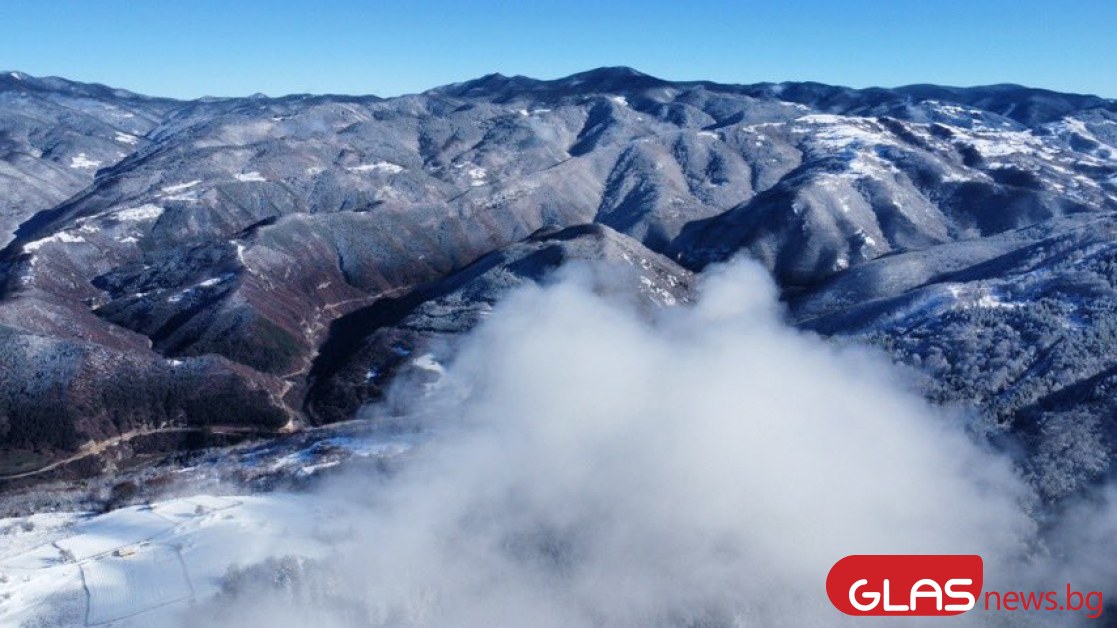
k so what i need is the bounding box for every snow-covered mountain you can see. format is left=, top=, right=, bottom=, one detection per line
left=1, top=67, right=1116, bottom=503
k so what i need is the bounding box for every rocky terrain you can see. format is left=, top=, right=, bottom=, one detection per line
left=1, top=67, right=1115, bottom=500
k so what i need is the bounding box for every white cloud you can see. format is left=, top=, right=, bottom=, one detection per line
left=198, top=258, right=1057, bottom=627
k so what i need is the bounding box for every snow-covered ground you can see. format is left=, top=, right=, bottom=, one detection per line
left=0, top=421, right=420, bottom=627
left=345, top=161, right=404, bottom=174
left=0, top=492, right=360, bottom=627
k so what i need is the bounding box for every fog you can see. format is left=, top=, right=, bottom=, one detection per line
left=197, top=258, right=1106, bottom=627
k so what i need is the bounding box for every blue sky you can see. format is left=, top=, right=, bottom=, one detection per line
left=2, top=0, right=1114, bottom=99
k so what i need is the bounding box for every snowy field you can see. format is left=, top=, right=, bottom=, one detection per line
left=83, top=544, right=192, bottom=625
left=0, top=492, right=362, bottom=627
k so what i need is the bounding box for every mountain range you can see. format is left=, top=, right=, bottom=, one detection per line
left=1, top=67, right=1115, bottom=501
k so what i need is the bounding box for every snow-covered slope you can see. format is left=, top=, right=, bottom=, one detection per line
left=0, top=492, right=351, bottom=626
left=0, top=68, right=1116, bottom=500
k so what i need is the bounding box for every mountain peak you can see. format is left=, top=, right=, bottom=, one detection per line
left=558, top=66, right=667, bottom=90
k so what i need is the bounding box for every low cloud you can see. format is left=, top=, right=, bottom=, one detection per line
left=199, top=258, right=1102, bottom=627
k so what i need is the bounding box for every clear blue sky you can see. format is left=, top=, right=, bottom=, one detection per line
left=2, top=0, right=1114, bottom=99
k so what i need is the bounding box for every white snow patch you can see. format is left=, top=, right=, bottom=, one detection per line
left=196, top=277, right=226, bottom=288
left=929, top=101, right=985, bottom=119
left=114, top=132, right=139, bottom=145
left=467, top=166, right=487, bottom=186
left=22, top=231, right=85, bottom=253
left=941, top=170, right=982, bottom=183
left=161, top=180, right=201, bottom=194
left=797, top=113, right=845, bottom=125
left=234, top=242, right=249, bottom=265
left=943, top=284, right=1020, bottom=310
left=963, top=131, right=1050, bottom=158
left=639, top=275, right=678, bottom=306
left=795, top=114, right=898, bottom=156
left=0, top=494, right=354, bottom=627
left=609, top=95, right=628, bottom=107
left=113, top=204, right=164, bottom=221
left=169, top=274, right=233, bottom=302
left=297, top=460, right=342, bottom=477
left=234, top=171, right=267, bottom=182
left=346, top=161, right=404, bottom=174
left=975, top=294, right=1019, bottom=309
left=69, top=153, right=101, bottom=169
left=412, top=354, right=445, bottom=376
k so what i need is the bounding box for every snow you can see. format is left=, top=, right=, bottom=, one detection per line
left=1047, top=117, right=1117, bottom=161
left=69, top=153, right=101, bottom=169
left=234, top=171, right=267, bottom=182
left=0, top=512, right=83, bottom=562
left=168, top=275, right=232, bottom=302
left=467, top=166, right=487, bottom=186
left=113, top=204, right=165, bottom=221
left=115, top=132, right=140, bottom=145
left=963, top=131, right=1052, bottom=158
left=195, top=276, right=227, bottom=288
left=941, top=170, right=984, bottom=183
left=697, top=131, right=719, bottom=139
left=412, top=354, right=445, bottom=376
left=234, top=242, right=249, bottom=265
left=56, top=508, right=174, bottom=561
left=942, top=284, right=1021, bottom=310
left=346, top=161, right=404, bottom=174
left=928, top=101, right=985, bottom=120
left=161, top=180, right=203, bottom=202
left=297, top=460, right=342, bottom=476
left=797, top=114, right=843, bottom=125
left=796, top=114, right=898, bottom=155
left=22, top=231, right=85, bottom=253
left=0, top=494, right=357, bottom=627
left=83, top=544, right=193, bottom=625
left=9, top=72, right=22, bottom=80
left=608, top=95, right=629, bottom=107
left=975, top=294, right=1019, bottom=309
left=161, top=180, right=201, bottom=194
left=639, top=275, right=678, bottom=306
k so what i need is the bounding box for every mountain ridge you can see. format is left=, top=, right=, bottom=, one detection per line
left=7, top=66, right=1115, bottom=107
left=0, top=67, right=1115, bottom=501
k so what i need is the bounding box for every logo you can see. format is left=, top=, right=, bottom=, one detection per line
left=826, top=555, right=983, bottom=616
